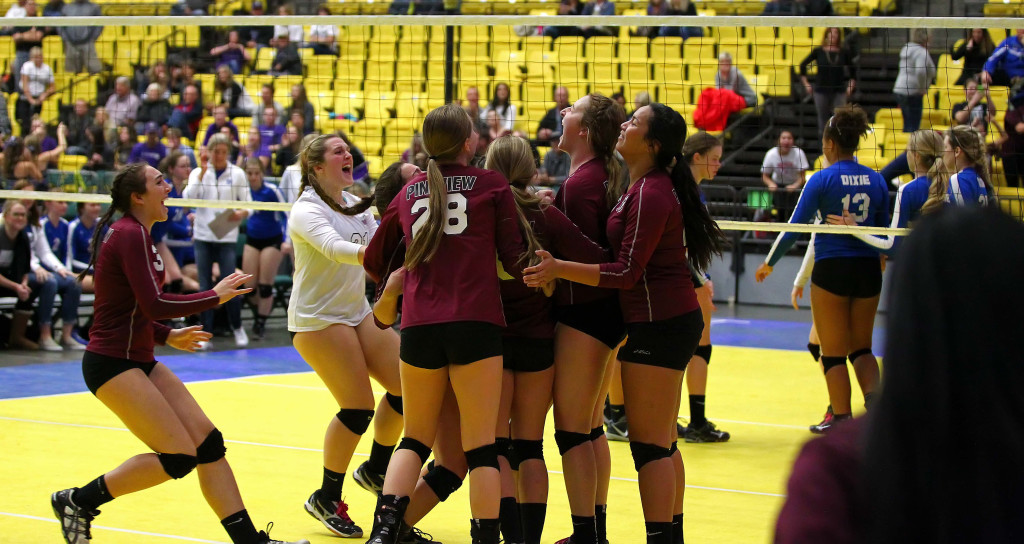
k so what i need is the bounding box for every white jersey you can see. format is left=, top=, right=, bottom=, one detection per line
left=288, top=188, right=375, bottom=332
left=182, top=163, right=251, bottom=243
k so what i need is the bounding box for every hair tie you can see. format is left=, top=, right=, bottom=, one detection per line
left=428, top=155, right=438, bottom=161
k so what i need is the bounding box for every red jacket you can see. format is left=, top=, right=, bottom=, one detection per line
left=693, top=88, right=748, bottom=131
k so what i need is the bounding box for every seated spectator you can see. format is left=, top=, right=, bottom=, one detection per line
left=952, top=28, right=995, bottom=86
left=761, top=129, right=809, bottom=191
left=237, top=126, right=271, bottom=172
left=202, top=104, right=239, bottom=149
left=167, top=84, right=203, bottom=139
left=135, top=83, right=173, bottom=134
left=0, top=199, right=43, bottom=349
left=481, top=82, right=516, bottom=133
left=894, top=29, right=935, bottom=133
left=165, top=126, right=197, bottom=167
left=307, top=5, right=339, bottom=55
left=136, top=60, right=171, bottom=98
left=67, top=200, right=103, bottom=293
left=5, top=0, right=27, bottom=18
left=0, top=93, right=12, bottom=139
left=81, top=124, right=112, bottom=171
left=251, top=83, right=286, bottom=125
left=172, top=0, right=207, bottom=15
left=983, top=29, right=1024, bottom=105
left=637, top=0, right=701, bottom=40
left=169, top=61, right=201, bottom=101
left=463, top=85, right=482, bottom=120
left=210, top=30, right=252, bottom=76
left=763, top=0, right=832, bottom=15
left=129, top=122, right=168, bottom=168
left=2, top=137, right=44, bottom=188
left=268, top=31, right=302, bottom=76
left=257, top=106, right=286, bottom=157
left=537, top=86, right=569, bottom=143
left=104, top=76, right=141, bottom=130
left=543, top=0, right=589, bottom=39
left=92, top=104, right=114, bottom=144
left=215, top=65, right=252, bottom=119
left=484, top=110, right=506, bottom=141
left=238, top=0, right=273, bottom=48
left=401, top=132, right=424, bottom=163
left=273, top=4, right=304, bottom=45
left=63, top=99, right=91, bottom=156
left=25, top=119, right=66, bottom=171
left=538, top=144, right=569, bottom=186
left=273, top=124, right=301, bottom=171
left=952, top=76, right=996, bottom=127
left=633, top=90, right=651, bottom=116
left=715, top=52, right=757, bottom=107
left=288, top=84, right=316, bottom=134
left=111, top=123, right=136, bottom=169
left=16, top=46, right=54, bottom=137
left=1002, top=100, right=1024, bottom=188
left=32, top=192, right=85, bottom=349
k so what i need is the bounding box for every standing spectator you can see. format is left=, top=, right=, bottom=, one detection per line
left=251, top=83, right=285, bottom=124
left=272, top=4, right=304, bottom=45
left=214, top=65, right=251, bottom=119
left=480, top=82, right=516, bottom=133
left=237, top=126, right=271, bottom=173
left=7, top=0, right=44, bottom=94
left=537, top=86, right=569, bottom=143
left=463, top=85, right=482, bottom=120
left=982, top=28, right=1024, bottom=105
left=129, top=122, right=168, bottom=168
left=210, top=30, right=252, bottom=76
left=800, top=27, right=857, bottom=135
left=952, top=76, right=996, bottom=127
left=257, top=106, right=285, bottom=156
left=307, top=5, right=338, bottom=55
left=58, top=0, right=102, bottom=74
left=951, top=28, right=995, bottom=86
left=63, top=98, right=91, bottom=156
left=761, top=129, right=810, bottom=191
left=715, top=52, right=757, bottom=107
left=537, top=144, right=570, bottom=186
left=893, top=28, right=936, bottom=133
left=1002, top=100, right=1024, bottom=188
left=268, top=32, right=302, bottom=76
left=104, top=76, right=142, bottom=129
left=111, top=123, right=136, bottom=170
left=239, top=0, right=273, bottom=48
left=165, top=127, right=197, bottom=167
left=287, top=84, right=316, bottom=133
left=16, top=46, right=54, bottom=137
left=273, top=124, right=301, bottom=171
left=135, top=83, right=173, bottom=134
left=167, top=83, right=203, bottom=139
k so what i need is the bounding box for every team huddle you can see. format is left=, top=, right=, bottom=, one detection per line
left=46, top=94, right=992, bottom=544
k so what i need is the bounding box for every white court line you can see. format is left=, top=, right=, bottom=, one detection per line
left=0, top=511, right=225, bottom=542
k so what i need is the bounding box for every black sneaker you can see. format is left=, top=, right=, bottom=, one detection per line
left=366, top=494, right=410, bottom=544
left=353, top=461, right=386, bottom=495
left=809, top=405, right=834, bottom=434
left=676, top=421, right=687, bottom=439
left=257, top=522, right=311, bottom=544
left=604, top=414, right=628, bottom=442
left=252, top=319, right=266, bottom=340
left=682, top=421, right=731, bottom=443
left=51, top=488, right=99, bottom=544
left=303, top=490, right=363, bottom=537
left=400, top=526, right=442, bottom=544
left=809, top=412, right=851, bottom=434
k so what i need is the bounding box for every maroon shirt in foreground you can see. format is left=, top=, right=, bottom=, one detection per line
left=553, top=158, right=618, bottom=307
left=597, top=169, right=698, bottom=323
left=364, top=203, right=407, bottom=330
left=501, top=205, right=607, bottom=339
left=774, top=418, right=866, bottom=544
left=88, top=215, right=220, bottom=361
left=395, top=164, right=526, bottom=329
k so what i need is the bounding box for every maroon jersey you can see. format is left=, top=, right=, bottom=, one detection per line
left=88, top=215, right=220, bottom=361
left=552, top=158, right=618, bottom=306
left=501, top=205, right=607, bottom=338
left=396, top=164, right=526, bottom=328
left=364, top=203, right=407, bottom=330
left=597, top=169, right=698, bottom=323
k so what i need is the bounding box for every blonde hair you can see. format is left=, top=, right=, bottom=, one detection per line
left=484, top=135, right=545, bottom=270
left=945, top=125, right=992, bottom=195
left=908, top=130, right=948, bottom=216
left=580, top=93, right=627, bottom=206
left=298, top=133, right=373, bottom=216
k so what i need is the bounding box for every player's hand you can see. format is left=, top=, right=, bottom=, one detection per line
left=826, top=210, right=857, bottom=226
left=523, top=250, right=559, bottom=287
left=166, top=325, right=213, bottom=352
left=535, top=188, right=555, bottom=205
left=213, top=272, right=253, bottom=303
left=383, top=266, right=406, bottom=297
left=791, top=285, right=804, bottom=310
left=755, top=262, right=773, bottom=283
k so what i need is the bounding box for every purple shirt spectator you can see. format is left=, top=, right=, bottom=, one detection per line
left=128, top=141, right=168, bottom=168
left=258, top=124, right=284, bottom=155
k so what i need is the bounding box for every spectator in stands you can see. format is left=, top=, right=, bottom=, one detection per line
left=637, top=0, right=700, bottom=40
left=167, top=83, right=203, bottom=139
left=64, top=99, right=91, bottom=156
left=128, top=122, right=167, bottom=168
left=800, top=27, right=857, bottom=135
left=1002, top=100, right=1024, bottom=188
left=67, top=200, right=101, bottom=292
left=16, top=46, right=54, bottom=137
left=237, top=126, right=270, bottom=173
left=159, top=151, right=199, bottom=291
left=537, top=86, right=569, bottom=143
left=463, top=85, right=482, bottom=120
left=401, top=132, right=423, bottom=163
left=982, top=29, right=1024, bottom=106
left=81, top=124, right=112, bottom=171
left=104, top=76, right=141, bottom=130
left=287, top=110, right=308, bottom=137
left=894, top=29, right=936, bottom=133
left=273, top=3, right=304, bottom=45
left=268, top=31, right=302, bottom=76
left=307, top=5, right=339, bottom=55
left=481, top=82, right=516, bottom=132
left=135, top=83, right=173, bottom=135
left=257, top=106, right=285, bottom=157
left=288, top=84, right=315, bottom=133
left=112, top=123, right=138, bottom=169
left=6, top=0, right=45, bottom=94
left=5, top=0, right=27, bottom=18
left=952, top=29, right=995, bottom=86
left=273, top=124, right=301, bottom=170
left=277, top=134, right=317, bottom=203
left=239, top=0, right=273, bottom=48
left=201, top=104, right=240, bottom=151
left=0, top=199, right=42, bottom=349
left=58, top=0, right=102, bottom=74
left=215, top=65, right=251, bottom=119
left=716, top=52, right=757, bottom=107
left=252, top=83, right=285, bottom=124
left=169, top=60, right=201, bottom=102
left=38, top=194, right=86, bottom=347
left=25, top=118, right=66, bottom=171
left=633, top=90, right=651, bottom=115
left=172, top=0, right=207, bottom=15
left=543, top=0, right=590, bottom=38
left=2, top=137, right=44, bottom=188
left=484, top=109, right=506, bottom=141
left=0, top=94, right=11, bottom=139
left=136, top=61, right=171, bottom=98
left=91, top=104, right=114, bottom=144
left=577, top=0, right=615, bottom=38
left=761, top=129, right=809, bottom=192
left=953, top=76, right=996, bottom=127
left=211, top=30, right=252, bottom=76
left=537, top=144, right=569, bottom=186
left=165, top=126, right=196, bottom=167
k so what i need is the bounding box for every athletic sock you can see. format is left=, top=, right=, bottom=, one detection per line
left=672, top=513, right=684, bottom=544
left=520, top=502, right=547, bottom=544
left=254, top=314, right=268, bottom=328
left=366, top=440, right=395, bottom=475
left=689, top=395, right=707, bottom=428
left=595, top=504, right=608, bottom=542
left=499, top=497, right=524, bottom=543
left=570, top=515, right=598, bottom=544
left=221, top=509, right=260, bottom=544
left=320, top=468, right=345, bottom=501
left=645, top=521, right=673, bottom=544
left=807, top=342, right=821, bottom=362
left=72, top=475, right=113, bottom=511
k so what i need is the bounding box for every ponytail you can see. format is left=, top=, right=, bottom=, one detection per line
left=404, top=157, right=448, bottom=268
left=672, top=156, right=726, bottom=272
left=78, top=163, right=149, bottom=283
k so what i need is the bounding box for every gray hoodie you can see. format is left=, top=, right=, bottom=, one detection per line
left=58, top=0, right=102, bottom=45
left=715, top=66, right=757, bottom=108
left=893, top=41, right=936, bottom=97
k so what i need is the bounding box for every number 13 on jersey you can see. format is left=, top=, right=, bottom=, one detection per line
left=841, top=193, right=871, bottom=222
left=411, top=194, right=469, bottom=237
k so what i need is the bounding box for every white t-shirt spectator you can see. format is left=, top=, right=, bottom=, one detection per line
left=5, top=4, right=26, bottom=17
left=761, top=146, right=810, bottom=187
left=274, top=25, right=304, bottom=44
left=480, top=104, right=517, bottom=133
left=308, top=25, right=338, bottom=43
left=20, top=61, right=53, bottom=97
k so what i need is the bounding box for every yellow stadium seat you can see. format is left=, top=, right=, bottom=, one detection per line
left=334, top=91, right=365, bottom=118
left=590, top=61, right=619, bottom=83
left=650, top=37, right=683, bottom=63
left=713, top=26, right=744, bottom=45
left=758, top=65, right=792, bottom=97
left=989, top=85, right=1010, bottom=112
left=918, top=108, right=949, bottom=130
left=368, top=40, right=397, bottom=62
left=58, top=154, right=88, bottom=172
left=365, top=62, right=396, bottom=84
left=556, top=60, right=586, bottom=82
left=492, top=26, right=520, bottom=50
left=750, top=27, right=776, bottom=45
left=658, top=82, right=693, bottom=107
left=586, top=36, right=617, bottom=62
left=42, top=35, right=63, bottom=67
left=394, top=92, right=429, bottom=132
left=306, top=56, right=335, bottom=80
left=461, top=25, right=491, bottom=42
left=874, top=108, right=903, bottom=131
left=621, top=61, right=651, bottom=83
left=343, top=26, right=373, bottom=44
left=459, top=41, right=490, bottom=60
left=753, top=44, right=785, bottom=67
left=685, top=62, right=719, bottom=87
left=521, top=81, right=553, bottom=109
left=788, top=43, right=814, bottom=65
left=653, top=63, right=685, bottom=85
left=616, top=38, right=648, bottom=63
left=554, top=36, right=584, bottom=61
left=398, top=41, right=426, bottom=62
left=682, top=37, right=717, bottom=61
left=590, top=79, right=624, bottom=98
left=255, top=47, right=275, bottom=73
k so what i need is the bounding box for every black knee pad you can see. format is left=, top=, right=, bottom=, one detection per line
left=258, top=284, right=274, bottom=298
left=589, top=426, right=604, bottom=441
left=336, top=408, right=374, bottom=435
left=693, top=344, right=712, bottom=365
left=157, top=452, right=198, bottom=479
left=821, top=356, right=847, bottom=374
left=465, top=443, right=500, bottom=471
left=848, top=348, right=873, bottom=365
left=510, top=439, right=544, bottom=470
left=807, top=343, right=821, bottom=362
left=385, top=392, right=403, bottom=415
left=629, top=442, right=672, bottom=472
left=196, top=428, right=226, bottom=464
left=553, top=430, right=591, bottom=456
left=397, top=437, right=432, bottom=465
left=495, top=436, right=511, bottom=462
left=423, top=464, right=464, bottom=502
left=669, top=440, right=678, bottom=455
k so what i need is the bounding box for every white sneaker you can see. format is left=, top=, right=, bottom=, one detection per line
left=197, top=340, right=212, bottom=351
left=233, top=327, right=249, bottom=347
left=39, top=336, right=63, bottom=352
left=62, top=339, right=86, bottom=351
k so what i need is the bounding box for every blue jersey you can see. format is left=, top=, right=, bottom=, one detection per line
left=67, top=217, right=98, bottom=273
left=163, top=184, right=194, bottom=265
left=43, top=217, right=70, bottom=265
left=851, top=175, right=929, bottom=256
left=946, top=167, right=989, bottom=207
left=246, top=181, right=287, bottom=241
left=766, top=159, right=890, bottom=266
